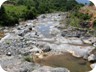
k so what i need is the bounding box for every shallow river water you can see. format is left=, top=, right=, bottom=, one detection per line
left=37, top=24, right=52, bottom=38
left=35, top=53, right=91, bottom=72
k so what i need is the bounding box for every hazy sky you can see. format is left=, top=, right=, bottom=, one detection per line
left=0, top=0, right=7, bottom=7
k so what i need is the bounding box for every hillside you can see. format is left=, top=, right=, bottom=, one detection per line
left=80, top=6, right=96, bottom=28
left=0, top=0, right=81, bottom=26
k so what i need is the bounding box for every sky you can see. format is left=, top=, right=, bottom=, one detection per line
left=0, top=0, right=7, bottom=7
left=76, top=0, right=96, bottom=6
left=76, top=0, right=90, bottom=4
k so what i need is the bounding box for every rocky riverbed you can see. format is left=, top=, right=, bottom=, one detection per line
left=0, top=12, right=96, bottom=72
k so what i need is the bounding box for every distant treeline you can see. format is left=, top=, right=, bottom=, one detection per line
left=0, top=0, right=83, bottom=26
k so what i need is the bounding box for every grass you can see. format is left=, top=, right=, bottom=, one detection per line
left=24, top=55, right=33, bottom=62
left=4, top=4, right=28, bottom=17
left=68, top=16, right=80, bottom=28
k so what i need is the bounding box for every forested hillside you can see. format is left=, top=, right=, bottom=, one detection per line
left=0, top=0, right=82, bottom=26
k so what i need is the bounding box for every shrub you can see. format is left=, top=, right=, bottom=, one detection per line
left=24, top=55, right=33, bottom=62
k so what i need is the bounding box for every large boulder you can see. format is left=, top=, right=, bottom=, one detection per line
left=82, top=37, right=96, bottom=45
left=89, top=63, right=96, bottom=72
left=32, top=66, right=70, bottom=72
left=90, top=63, right=96, bottom=69
left=88, top=54, right=96, bottom=63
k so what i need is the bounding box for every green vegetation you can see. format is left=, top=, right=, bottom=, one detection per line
left=0, top=0, right=82, bottom=26
left=0, top=5, right=28, bottom=26
left=93, top=20, right=96, bottom=29
left=24, top=55, right=33, bottom=62
left=89, top=1, right=94, bottom=6
left=67, top=10, right=92, bottom=28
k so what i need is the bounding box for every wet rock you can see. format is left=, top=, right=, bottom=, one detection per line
left=88, top=54, right=96, bottom=63
left=32, top=66, right=70, bottom=72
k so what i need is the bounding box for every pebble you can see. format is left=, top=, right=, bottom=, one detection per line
left=6, top=52, right=12, bottom=56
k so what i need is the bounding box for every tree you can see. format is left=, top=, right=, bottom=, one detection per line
left=89, top=1, right=94, bottom=6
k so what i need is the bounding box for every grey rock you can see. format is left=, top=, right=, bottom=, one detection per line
left=29, top=27, right=32, bottom=31
left=20, top=51, right=31, bottom=56
left=83, top=54, right=89, bottom=60
left=20, top=68, right=29, bottom=72
left=18, top=30, right=25, bottom=36
left=61, top=31, right=67, bottom=37
left=17, top=27, right=22, bottom=30
left=42, top=45, right=51, bottom=52
left=93, top=43, right=96, bottom=47
left=32, top=66, right=70, bottom=72
left=88, top=54, right=96, bottom=62
left=61, top=29, right=87, bottom=38
left=6, top=52, right=12, bottom=56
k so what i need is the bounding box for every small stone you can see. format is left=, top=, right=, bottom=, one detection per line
left=6, top=52, right=12, bottom=56
left=17, top=27, right=21, bottom=30
left=20, top=68, right=29, bottom=72
left=18, top=33, right=24, bottom=37
left=42, top=46, right=51, bottom=52
left=29, top=27, right=32, bottom=31
left=93, top=43, right=96, bottom=47
left=36, top=51, right=39, bottom=53
left=33, top=26, right=35, bottom=28
left=61, top=31, right=67, bottom=37
left=35, top=32, right=37, bottom=35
